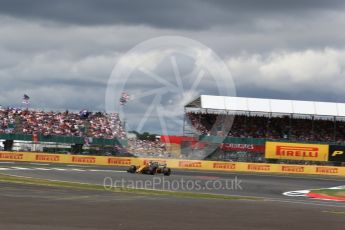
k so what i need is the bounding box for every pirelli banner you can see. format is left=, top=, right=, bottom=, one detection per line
left=265, top=141, right=329, bottom=162
left=0, top=151, right=344, bottom=176
left=0, top=151, right=140, bottom=167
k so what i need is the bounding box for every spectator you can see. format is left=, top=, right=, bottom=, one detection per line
left=127, top=138, right=169, bottom=157
left=187, top=112, right=345, bottom=143
left=0, top=108, right=126, bottom=139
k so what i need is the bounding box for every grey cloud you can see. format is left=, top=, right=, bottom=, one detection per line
left=0, top=0, right=214, bottom=29
left=237, top=85, right=345, bottom=104
left=1, top=0, right=345, bottom=30
left=203, top=0, right=345, bottom=12
left=1, top=0, right=345, bottom=134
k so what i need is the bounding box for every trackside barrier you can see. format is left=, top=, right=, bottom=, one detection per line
left=0, top=151, right=344, bottom=176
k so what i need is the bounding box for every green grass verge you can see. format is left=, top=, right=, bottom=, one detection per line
left=312, top=189, right=345, bottom=198
left=0, top=173, right=259, bottom=201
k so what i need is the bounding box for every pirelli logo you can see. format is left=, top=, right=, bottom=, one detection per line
left=276, top=146, right=319, bottom=158
left=0, top=153, right=23, bottom=160
left=36, top=155, right=60, bottom=162
left=281, top=166, right=305, bottom=173
left=316, top=167, right=338, bottom=174
left=247, top=164, right=270, bottom=171
left=72, top=156, right=96, bottom=164
left=178, top=161, right=202, bottom=168
left=108, top=158, right=131, bottom=165
left=213, top=163, right=236, bottom=170
left=265, top=142, right=328, bottom=161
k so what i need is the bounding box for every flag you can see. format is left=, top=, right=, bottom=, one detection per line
left=120, top=92, right=130, bottom=105
left=22, top=94, right=30, bottom=105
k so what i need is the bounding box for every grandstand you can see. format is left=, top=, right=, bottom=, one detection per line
left=0, top=108, right=126, bottom=139
left=183, top=95, right=345, bottom=164
left=0, top=108, right=129, bottom=155
left=0, top=107, right=169, bottom=157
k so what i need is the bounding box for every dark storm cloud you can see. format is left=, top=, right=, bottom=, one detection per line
left=0, top=0, right=215, bottom=29
left=1, top=0, right=345, bottom=29
left=237, top=85, right=345, bottom=104
left=205, top=0, right=345, bottom=12
left=1, top=0, right=345, bottom=134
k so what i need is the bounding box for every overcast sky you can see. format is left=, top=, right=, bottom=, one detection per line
left=1, top=0, right=345, bottom=134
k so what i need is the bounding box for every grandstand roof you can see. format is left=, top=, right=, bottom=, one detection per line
left=185, top=95, right=345, bottom=117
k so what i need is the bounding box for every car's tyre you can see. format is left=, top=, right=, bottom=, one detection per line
left=127, top=165, right=137, bottom=173
left=148, top=166, right=156, bottom=175
left=163, top=167, right=171, bottom=176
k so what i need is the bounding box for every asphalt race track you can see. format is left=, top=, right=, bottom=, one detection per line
left=0, top=161, right=344, bottom=204
left=1, top=161, right=345, bottom=229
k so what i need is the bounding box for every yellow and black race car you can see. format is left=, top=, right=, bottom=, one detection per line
left=127, top=161, right=171, bottom=176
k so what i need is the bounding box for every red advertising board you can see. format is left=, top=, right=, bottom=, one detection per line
left=160, top=135, right=197, bottom=144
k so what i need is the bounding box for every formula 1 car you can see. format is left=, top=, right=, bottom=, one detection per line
left=127, top=161, right=171, bottom=176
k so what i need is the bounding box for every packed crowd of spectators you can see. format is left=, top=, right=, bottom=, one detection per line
left=127, top=138, right=169, bottom=157
left=0, top=108, right=126, bottom=139
left=187, top=112, right=345, bottom=143
left=0, top=108, right=16, bottom=133
left=87, top=112, right=126, bottom=139
left=0, top=107, right=171, bottom=156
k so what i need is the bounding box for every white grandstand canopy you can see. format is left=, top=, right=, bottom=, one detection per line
left=185, top=95, right=345, bottom=118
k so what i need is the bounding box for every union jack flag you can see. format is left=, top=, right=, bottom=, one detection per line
left=120, top=92, right=130, bottom=105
